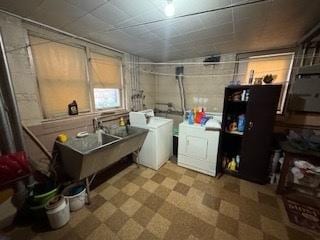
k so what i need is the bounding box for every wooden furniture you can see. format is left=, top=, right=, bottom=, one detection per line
left=277, top=141, right=320, bottom=196
left=218, top=85, right=281, bottom=184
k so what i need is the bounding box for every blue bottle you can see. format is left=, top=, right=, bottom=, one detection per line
left=188, top=110, right=194, bottom=125
left=238, top=114, right=245, bottom=132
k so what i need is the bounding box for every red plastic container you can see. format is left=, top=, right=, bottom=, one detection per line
left=0, top=151, right=29, bottom=185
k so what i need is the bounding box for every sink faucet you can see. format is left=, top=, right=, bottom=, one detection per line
left=93, top=117, right=103, bottom=132
left=93, top=117, right=110, bottom=133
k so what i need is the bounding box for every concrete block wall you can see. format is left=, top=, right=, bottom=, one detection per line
left=139, top=62, right=156, bottom=110
left=123, top=54, right=156, bottom=111
left=0, top=13, right=43, bottom=125
left=155, top=54, right=236, bottom=113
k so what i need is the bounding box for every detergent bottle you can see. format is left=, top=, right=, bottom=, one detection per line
left=188, top=109, right=194, bottom=125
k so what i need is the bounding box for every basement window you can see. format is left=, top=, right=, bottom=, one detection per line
left=236, top=52, right=295, bottom=114
left=89, top=52, right=123, bottom=111
left=29, top=35, right=123, bottom=119
left=93, top=88, right=121, bottom=109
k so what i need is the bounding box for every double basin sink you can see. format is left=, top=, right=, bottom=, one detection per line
left=56, top=126, right=148, bottom=180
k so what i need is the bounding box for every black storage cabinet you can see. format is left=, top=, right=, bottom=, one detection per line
left=217, top=85, right=281, bottom=184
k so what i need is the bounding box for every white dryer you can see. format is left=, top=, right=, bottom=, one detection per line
left=178, top=113, right=222, bottom=176
left=129, top=109, right=173, bottom=170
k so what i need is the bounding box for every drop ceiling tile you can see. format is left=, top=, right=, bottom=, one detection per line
left=136, top=31, right=162, bottom=43
left=184, top=22, right=234, bottom=42
left=63, top=14, right=111, bottom=37
left=91, top=2, right=132, bottom=27
left=147, top=21, right=182, bottom=39
left=65, top=0, right=108, bottom=12
left=171, top=40, right=199, bottom=50
left=195, top=49, right=217, bottom=58
left=31, top=0, right=87, bottom=28
left=112, top=0, right=155, bottom=17
left=234, top=18, right=266, bottom=35
left=192, top=33, right=235, bottom=48
left=89, top=30, right=132, bottom=45
left=232, top=0, right=271, bottom=21
left=131, top=9, right=166, bottom=24
left=122, top=25, right=151, bottom=38
left=264, top=0, right=320, bottom=34
left=168, top=15, right=205, bottom=35
left=149, top=0, right=232, bottom=16
left=200, top=9, right=233, bottom=27
left=0, top=0, right=43, bottom=17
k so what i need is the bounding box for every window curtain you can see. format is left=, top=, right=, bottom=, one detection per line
left=90, top=52, right=122, bottom=89
left=29, top=36, right=90, bottom=118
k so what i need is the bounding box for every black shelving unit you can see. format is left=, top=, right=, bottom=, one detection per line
left=217, top=85, right=282, bottom=184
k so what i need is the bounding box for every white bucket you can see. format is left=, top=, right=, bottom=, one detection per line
left=45, top=195, right=70, bottom=229
left=62, top=183, right=86, bottom=211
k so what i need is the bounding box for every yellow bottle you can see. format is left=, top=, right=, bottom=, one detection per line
left=228, top=158, right=237, bottom=171
left=119, top=117, right=125, bottom=127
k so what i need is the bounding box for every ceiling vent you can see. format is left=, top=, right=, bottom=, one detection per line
left=203, top=55, right=220, bottom=66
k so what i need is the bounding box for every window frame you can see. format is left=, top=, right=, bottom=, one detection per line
left=88, top=51, right=124, bottom=112
left=27, top=34, right=125, bottom=121
left=235, top=50, right=295, bottom=114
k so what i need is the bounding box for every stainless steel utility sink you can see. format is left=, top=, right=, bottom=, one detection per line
left=101, top=134, right=120, bottom=145
left=56, top=126, right=148, bottom=180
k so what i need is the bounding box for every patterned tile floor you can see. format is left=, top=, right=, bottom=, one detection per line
left=3, top=161, right=320, bottom=240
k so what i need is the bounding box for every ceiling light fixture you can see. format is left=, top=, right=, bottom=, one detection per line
left=165, top=0, right=175, bottom=17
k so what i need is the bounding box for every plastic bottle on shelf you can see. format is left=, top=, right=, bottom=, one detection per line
left=236, top=155, right=240, bottom=169
left=188, top=109, right=194, bottom=125
left=241, top=90, right=246, bottom=101
left=195, top=107, right=204, bottom=124
left=228, top=158, right=237, bottom=171
left=119, top=117, right=125, bottom=127
left=237, top=114, right=245, bottom=132
left=245, top=90, right=250, bottom=101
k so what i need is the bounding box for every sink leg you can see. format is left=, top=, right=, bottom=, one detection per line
left=85, top=177, right=91, bottom=204
left=133, top=148, right=141, bottom=168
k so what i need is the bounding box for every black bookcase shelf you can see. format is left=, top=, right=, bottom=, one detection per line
left=217, top=85, right=282, bottom=184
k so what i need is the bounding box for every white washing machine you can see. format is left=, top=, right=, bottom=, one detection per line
left=129, top=109, right=173, bottom=170
left=178, top=113, right=222, bottom=176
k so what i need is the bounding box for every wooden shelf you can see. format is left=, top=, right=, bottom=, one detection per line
left=224, top=130, right=244, bottom=136
left=224, top=168, right=240, bottom=177
left=219, top=85, right=282, bottom=184
left=227, top=100, right=248, bottom=103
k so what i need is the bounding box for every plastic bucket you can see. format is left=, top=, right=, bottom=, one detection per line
left=62, top=183, right=86, bottom=211
left=32, top=183, right=59, bottom=206
left=0, top=189, right=16, bottom=229
left=45, top=195, right=70, bottom=229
